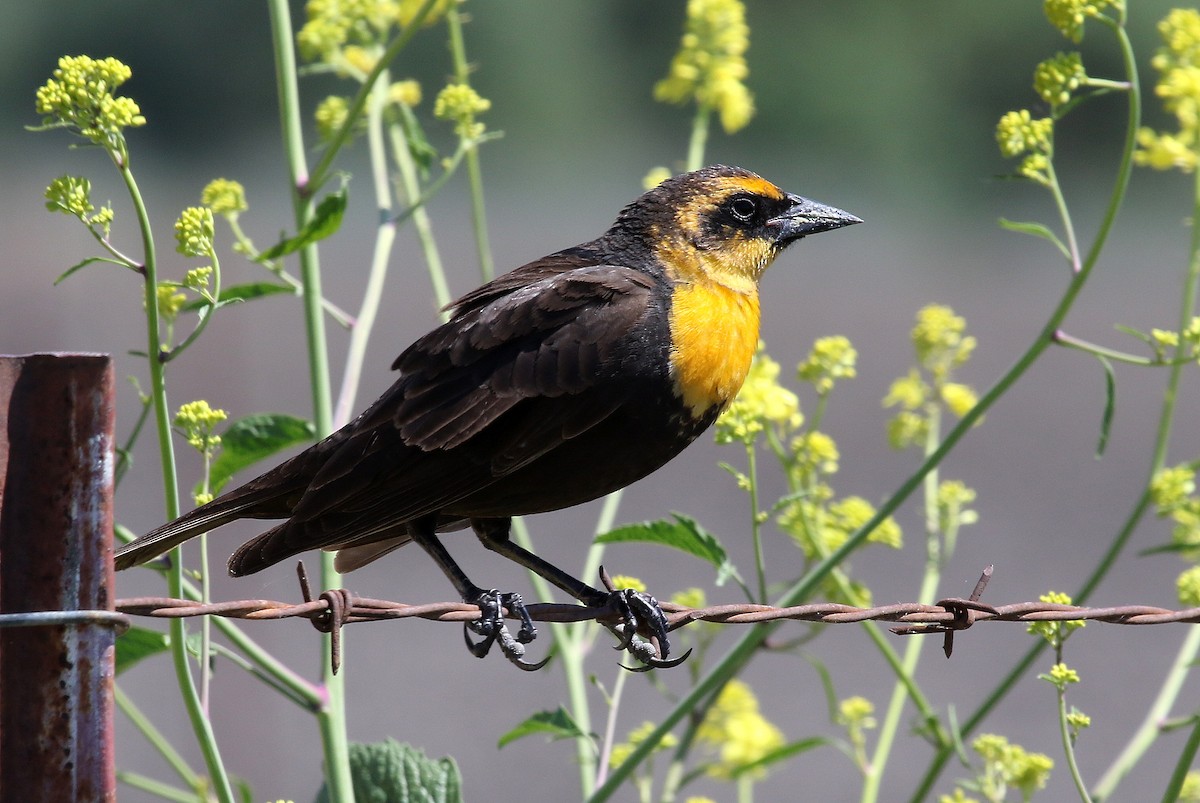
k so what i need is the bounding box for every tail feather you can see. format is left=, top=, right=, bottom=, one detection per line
left=114, top=486, right=289, bottom=571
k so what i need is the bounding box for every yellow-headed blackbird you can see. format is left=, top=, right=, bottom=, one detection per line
left=115, top=165, right=859, bottom=668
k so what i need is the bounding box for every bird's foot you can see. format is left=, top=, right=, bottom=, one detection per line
left=597, top=570, right=691, bottom=671
left=463, top=589, right=549, bottom=671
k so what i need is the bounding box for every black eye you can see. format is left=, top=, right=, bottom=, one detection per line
left=728, top=196, right=758, bottom=223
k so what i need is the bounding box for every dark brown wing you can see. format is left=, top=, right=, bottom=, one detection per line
left=286, top=262, right=659, bottom=523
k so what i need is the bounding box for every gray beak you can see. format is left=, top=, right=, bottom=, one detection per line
left=769, top=193, right=862, bottom=245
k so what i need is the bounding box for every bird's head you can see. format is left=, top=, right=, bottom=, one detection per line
left=612, top=164, right=861, bottom=291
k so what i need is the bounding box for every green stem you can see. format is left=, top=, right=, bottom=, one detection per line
left=907, top=20, right=1141, bottom=802
left=119, top=154, right=235, bottom=803
left=1058, top=683, right=1093, bottom=803
left=746, top=443, right=767, bottom=603
left=1160, top=713, right=1200, bottom=803
left=1053, top=331, right=1157, bottom=365
left=115, top=771, right=197, bottom=803
left=446, top=5, right=495, bottom=281
left=388, top=110, right=453, bottom=312
left=334, top=75, right=398, bottom=426
left=593, top=666, right=629, bottom=790
left=513, top=491, right=623, bottom=799
left=114, top=684, right=201, bottom=791
left=267, top=4, right=350, bottom=801
left=686, top=105, right=711, bottom=172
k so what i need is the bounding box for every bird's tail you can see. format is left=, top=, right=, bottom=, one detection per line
left=114, top=486, right=288, bottom=571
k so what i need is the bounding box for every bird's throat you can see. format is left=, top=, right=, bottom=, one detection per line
left=668, top=280, right=761, bottom=418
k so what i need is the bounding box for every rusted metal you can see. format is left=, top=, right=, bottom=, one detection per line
left=0, top=353, right=117, bottom=802
left=111, top=560, right=1200, bottom=675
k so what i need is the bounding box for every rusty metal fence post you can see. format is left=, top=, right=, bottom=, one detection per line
left=0, top=353, right=120, bottom=802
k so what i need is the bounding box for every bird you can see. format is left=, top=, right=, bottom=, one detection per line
left=115, top=164, right=860, bottom=668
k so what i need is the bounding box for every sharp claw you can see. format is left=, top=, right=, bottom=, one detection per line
left=462, top=589, right=548, bottom=670
left=624, top=647, right=694, bottom=673
left=463, top=623, right=495, bottom=658
left=596, top=584, right=687, bottom=670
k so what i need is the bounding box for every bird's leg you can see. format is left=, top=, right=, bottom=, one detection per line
left=471, top=518, right=688, bottom=669
left=408, top=516, right=547, bottom=671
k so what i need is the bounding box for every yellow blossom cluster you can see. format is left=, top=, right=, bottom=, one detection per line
left=201, top=179, right=248, bottom=217
left=174, top=400, right=228, bottom=455
left=608, top=721, right=677, bottom=769
left=1043, top=0, right=1123, bottom=43
left=885, top=305, right=979, bottom=449
left=715, top=349, right=801, bottom=445
left=35, top=55, right=146, bottom=151
left=1034, top=52, right=1087, bottom=108
left=433, top=83, right=491, bottom=139
left=1135, top=8, right=1200, bottom=173
left=798, top=335, right=857, bottom=395
left=696, top=680, right=785, bottom=779
left=297, top=0, right=451, bottom=64
left=996, top=109, right=1055, bottom=184
left=175, top=206, right=215, bottom=258
left=654, top=0, right=755, bottom=133
left=970, top=733, right=1054, bottom=800
left=1027, top=591, right=1085, bottom=647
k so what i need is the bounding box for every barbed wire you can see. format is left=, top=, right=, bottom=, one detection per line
left=112, top=564, right=1200, bottom=671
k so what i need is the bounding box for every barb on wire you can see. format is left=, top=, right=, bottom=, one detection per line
left=111, top=562, right=1200, bottom=673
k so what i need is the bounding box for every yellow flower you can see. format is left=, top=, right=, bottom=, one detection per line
left=697, top=680, right=784, bottom=779
left=175, top=399, right=228, bottom=454
left=940, top=382, right=978, bottom=418
left=654, top=0, right=755, bottom=133
left=1177, top=566, right=1200, bottom=607
left=671, top=587, right=707, bottom=610
left=911, top=304, right=975, bottom=377
left=1150, top=465, right=1196, bottom=513
left=716, top=348, right=801, bottom=445
left=1034, top=52, right=1087, bottom=107
left=643, top=166, right=672, bottom=190
left=35, top=56, right=146, bottom=150
left=608, top=721, right=677, bottom=768
left=175, top=207, right=215, bottom=258
left=200, top=179, right=248, bottom=216
left=155, top=284, right=187, bottom=324
left=883, top=370, right=928, bottom=411
left=389, top=79, right=422, bottom=107
left=798, top=335, right=857, bottom=394
left=1135, top=9, right=1200, bottom=173
left=1043, top=0, right=1121, bottom=43
left=315, top=95, right=351, bottom=143
left=434, top=83, right=491, bottom=139
left=608, top=574, right=646, bottom=593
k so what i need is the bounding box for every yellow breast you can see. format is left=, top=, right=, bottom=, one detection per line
left=668, top=280, right=761, bottom=417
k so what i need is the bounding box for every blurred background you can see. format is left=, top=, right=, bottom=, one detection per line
left=3, top=2, right=1197, bottom=801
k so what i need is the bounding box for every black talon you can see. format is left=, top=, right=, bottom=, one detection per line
left=594, top=581, right=686, bottom=670
left=462, top=589, right=548, bottom=669
left=624, top=647, right=694, bottom=673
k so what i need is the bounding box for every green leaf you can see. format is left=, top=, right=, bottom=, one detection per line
left=257, top=188, right=347, bottom=262
left=115, top=626, right=169, bottom=675
left=54, top=256, right=132, bottom=285
left=181, top=281, right=294, bottom=312
left=498, top=706, right=591, bottom=749
left=1095, top=354, right=1115, bottom=459
left=728, top=737, right=830, bottom=779
left=202, top=413, right=315, bottom=496
left=315, top=739, right=462, bottom=803
left=998, top=218, right=1069, bottom=259
left=595, top=513, right=739, bottom=586
left=1138, top=542, right=1197, bottom=557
